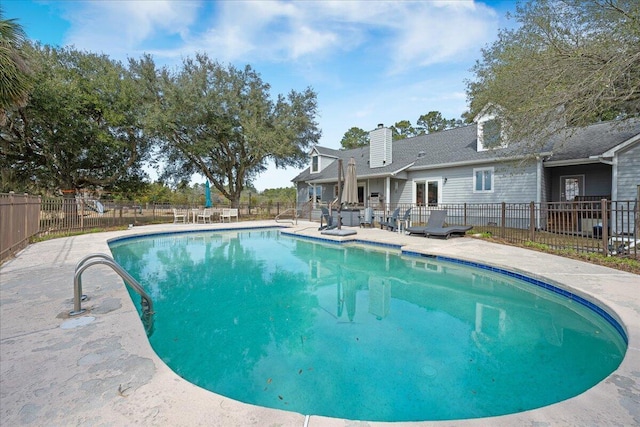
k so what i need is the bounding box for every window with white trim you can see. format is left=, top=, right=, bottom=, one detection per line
left=308, top=186, right=322, bottom=202
left=311, top=155, right=319, bottom=173
left=473, top=167, right=494, bottom=192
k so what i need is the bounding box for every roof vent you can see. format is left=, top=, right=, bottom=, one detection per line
left=377, top=123, right=384, bottom=129
left=417, top=151, right=426, bottom=158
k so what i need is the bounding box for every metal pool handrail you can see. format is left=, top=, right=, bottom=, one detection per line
left=70, top=253, right=154, bottom=319
left=275, top=207, right=298, bottom=224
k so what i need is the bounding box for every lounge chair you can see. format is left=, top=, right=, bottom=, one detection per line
left=406, top=209, right=472, bottom=239
left=359, top=207, right=374, bottom=228
left=319, top=207, right=337, bottom=231
left=172, top=208, right=186, bottom=223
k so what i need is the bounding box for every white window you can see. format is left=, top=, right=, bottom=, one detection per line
left=414, top=179, right=441, bottom=206
left=473, top=167, right=494, bottom=193
left=311, top=155, right=319, bottom=173
left=308, top=186, right=322, bottom=202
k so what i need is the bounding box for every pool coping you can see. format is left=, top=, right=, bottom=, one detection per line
left=1, top=220, right=638, bottom=426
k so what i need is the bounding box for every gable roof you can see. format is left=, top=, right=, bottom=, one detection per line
left=293, top=119, right=640, bottom=183
left=544, top=119, right=640, bottom=164
left=312, top=146, right=342, bottom=158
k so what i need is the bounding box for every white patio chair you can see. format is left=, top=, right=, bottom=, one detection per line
left=197, top=208, right=213, bottom=223
left=172, top=208, right=186, bottom=223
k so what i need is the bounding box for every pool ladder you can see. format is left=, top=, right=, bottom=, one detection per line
left=70, top=253, right=154, bottom=334
left=275, top=208, right=299, bottom=224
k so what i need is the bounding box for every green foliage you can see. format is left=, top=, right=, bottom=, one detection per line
left=1, top=43, right=152, bottom=194
left=343, top=111, right=462, bottom=145
left=0, top=9, right=32, bottom=121
left=260, top=187, right=296, bottom=203
left=416, top=111, right=460, bottom=134
left=524, top=240, right=550, bottom=251
left=466, top=0, right=640, bottom=146
left=139, top=54, right=321, bottom=207
left=340, top=127, right=369, bottom=149
left=390, top=120, right=416, bottom=140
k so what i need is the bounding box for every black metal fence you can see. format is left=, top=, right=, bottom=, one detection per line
left=378, top=199, right=637, bottom=258
left=0, top=193, right=41, bottom=262
left=1, top=192, right=637, bottom=263
left=0, top=193, right=297, bottom=263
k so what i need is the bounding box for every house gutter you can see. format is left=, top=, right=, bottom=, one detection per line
left=302, top=163, right=414, bottom=185
left=357, top=163, right=414, bottom=180
left=594, top=157, right=614, bottom=166
left=543, top=158, right=602, bottom=167
left=409, top=155, right=533, bottom=171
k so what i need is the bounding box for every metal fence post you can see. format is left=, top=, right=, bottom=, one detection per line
left=464, top=203, right=468, bottom=225
left=80, top=197, right=85, bottom=231
left=500, top=202, right=506, bottom=238
left=601, top=199, right=609, bottom=256
left=529, top=201, right=535, bottom=242
left=9, top=192, right=15, bottom=251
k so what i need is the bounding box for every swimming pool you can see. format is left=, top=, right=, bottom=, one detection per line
left=109, top=228, right=626, bottom=422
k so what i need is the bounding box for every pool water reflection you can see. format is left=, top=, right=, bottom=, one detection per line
left=109, top=229, right=626, bottom=422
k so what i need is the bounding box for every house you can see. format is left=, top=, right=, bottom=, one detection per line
left=292, top=114, right=640, bottom=232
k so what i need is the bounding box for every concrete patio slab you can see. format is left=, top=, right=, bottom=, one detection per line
left=1, top=221, right=638, bottom=426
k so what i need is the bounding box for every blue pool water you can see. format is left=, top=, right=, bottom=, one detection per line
left=109, top=229, right=626, bottom=422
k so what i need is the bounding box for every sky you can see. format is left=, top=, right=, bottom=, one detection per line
left=4, top=0, right=518, bottom=191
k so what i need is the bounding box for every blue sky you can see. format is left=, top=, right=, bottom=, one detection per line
left=4, top=0, right=518, bottom=191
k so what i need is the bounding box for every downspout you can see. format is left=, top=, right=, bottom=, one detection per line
left=536, top=156, right=543, bottom=229
left=611, top=155, right=618, bottom=202
left=312, top=184, right=317, bottom=209
left=611, top=155, right=618, bottom=235
left=385, top=176, right=391, bottom=212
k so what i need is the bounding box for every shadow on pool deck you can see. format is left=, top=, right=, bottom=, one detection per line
left=1, top=220, right=638, bottom=426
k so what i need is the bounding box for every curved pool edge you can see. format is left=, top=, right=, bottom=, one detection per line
left=1, top=220, right=638, bottom=427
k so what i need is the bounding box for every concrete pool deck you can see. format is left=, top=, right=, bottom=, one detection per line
left=1, top=220, right=638, bottom=426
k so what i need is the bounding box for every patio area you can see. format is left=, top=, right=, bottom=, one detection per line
left=1, top=220, right=638, bottom=426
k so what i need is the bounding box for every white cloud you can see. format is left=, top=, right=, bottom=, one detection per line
left=387, top=2, right=498, bottom=73
left=57, top=0, right=499, bottom=73
left=46, top=0, right=505, bottom=190
left=62, top=0, right=201, bottom=56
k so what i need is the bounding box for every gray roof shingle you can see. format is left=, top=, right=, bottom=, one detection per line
left=293, top=119, right=640, bottom=183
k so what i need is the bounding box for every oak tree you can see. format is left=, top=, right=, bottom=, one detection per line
left=146, top=54, right=321, bottom=207
left=466, top=0, right=640, bottom=146
left=0, top=44, right=152, bottom=194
